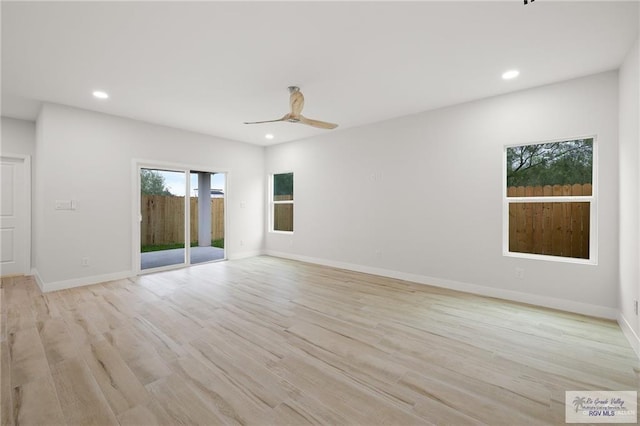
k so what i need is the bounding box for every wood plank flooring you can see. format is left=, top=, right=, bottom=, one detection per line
left=1, top=256, right=638, bottom=425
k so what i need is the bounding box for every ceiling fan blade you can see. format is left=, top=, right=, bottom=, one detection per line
left=243, top=88, right=336, bottom=130
left=244, top=115, right=287, bottom=125
left=299, top=115, right=338, bottom=129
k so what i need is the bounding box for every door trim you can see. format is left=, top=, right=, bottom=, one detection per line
left=0, top=153, right=31, bottom=277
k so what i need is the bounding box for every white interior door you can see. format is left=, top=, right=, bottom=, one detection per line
left=1, top=156, right=29, bottom=277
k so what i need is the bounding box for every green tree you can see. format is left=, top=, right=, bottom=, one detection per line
left=506, top=139, right=593, bottom=187
left=141, top=169, right=172, bottom=195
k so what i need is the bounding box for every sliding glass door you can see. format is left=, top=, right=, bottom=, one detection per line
left=139, top=166, right=226, bottom=272
left=189, top=171, right=225, bottom=265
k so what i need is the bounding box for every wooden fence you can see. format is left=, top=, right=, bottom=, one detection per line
left=141, top=195, right=224, bottom=246
left=273, top=195, right=293, bottom=231
left=508, top=184, right=591, bottom=259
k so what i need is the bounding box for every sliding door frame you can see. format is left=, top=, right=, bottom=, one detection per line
left=132, top=159, right=228, bottom=275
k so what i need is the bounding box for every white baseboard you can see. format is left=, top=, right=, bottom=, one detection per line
left=30, top=250, right=264, bottom=292
left=617, top=312, right=640, bottom=359
left=34, top=269, right=134, bottom=293
left=265, top=250, right=618, bottom=320
left=32, top=268, right=45, bottom=291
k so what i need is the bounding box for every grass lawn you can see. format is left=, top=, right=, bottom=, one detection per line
left=141, top=239, right=224, bottom=253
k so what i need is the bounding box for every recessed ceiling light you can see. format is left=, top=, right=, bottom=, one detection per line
left=92, top=90, right=109, bottom=99
left=265, top=134, right=274, bottom=140
left=502, top=70, right=520, bottom=80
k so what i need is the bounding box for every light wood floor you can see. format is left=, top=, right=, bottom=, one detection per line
left=1, top=256, right=638, bottom=425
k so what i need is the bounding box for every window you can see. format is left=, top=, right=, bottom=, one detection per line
left=271, top=172, right=293, bottom=232
left=503, top=137, right=595, bottom=263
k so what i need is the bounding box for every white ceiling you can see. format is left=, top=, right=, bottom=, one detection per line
left=2, top=1, right=638, bottom=146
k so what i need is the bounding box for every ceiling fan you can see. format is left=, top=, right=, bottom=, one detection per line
left=244, top=86, right=338, bottom=130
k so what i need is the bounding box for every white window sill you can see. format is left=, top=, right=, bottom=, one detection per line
left=503, top=250, right=597, bottom=265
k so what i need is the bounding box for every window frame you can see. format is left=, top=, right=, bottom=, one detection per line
left=502, top=135, right=598, bottom=265
left=270, top=171, right=294, bottom=233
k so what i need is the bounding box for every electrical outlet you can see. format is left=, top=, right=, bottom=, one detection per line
left=634, top=300, right=638, bottom=316
left=369, top=172, right=384, bottom=182
left=240, top=240, right=244, bottom=247
left=515, top=268, right=525, bottom=279
left=81, top=257, right=89, bottom=267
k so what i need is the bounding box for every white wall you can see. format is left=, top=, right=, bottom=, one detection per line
left=266, top=71, right=619, bottom=318
left=1, top=116, right=36, bottom=156
left=34, top=103, right=264, bottom=290
left=618, top=37, right=640, bottom=356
